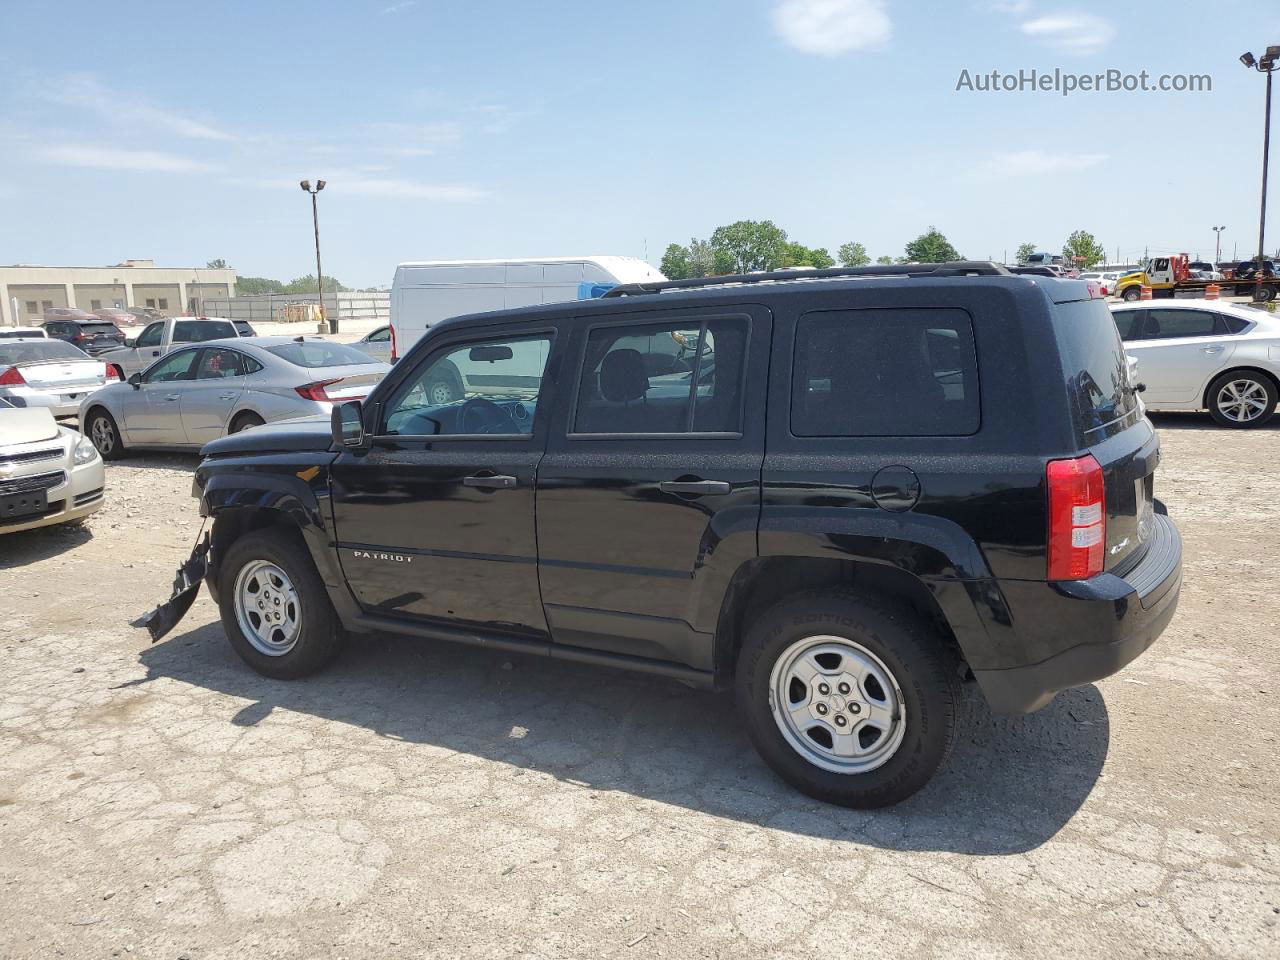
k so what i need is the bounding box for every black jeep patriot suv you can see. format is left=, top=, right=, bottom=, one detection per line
left=150, top=262, right=1182, bottom=808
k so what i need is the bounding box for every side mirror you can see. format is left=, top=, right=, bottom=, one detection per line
left=128, top=373, right=142, bottom=389
left=332, top=400, right=366, bottom=448
left=124, top=338, right=135, bottom=347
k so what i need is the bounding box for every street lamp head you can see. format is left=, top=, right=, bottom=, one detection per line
left=315, top=180, right=326, bottom=191
left=1241, top=51, right=1257, bottom=68
left=1261, top=46, right=1280, bottom=70
left=300, top=179, right=311, bottom=192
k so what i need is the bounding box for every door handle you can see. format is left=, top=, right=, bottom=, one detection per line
left=151, top=350, right=161, bottom=357
left=218, top=393, right=238, bottom=400
left=660, top=479, right=731, bottom=496
left=1201, top=345, right=1224, bottom=354
left=165, top=394, right=180, bottom=401
left=463, top=474, right=517, bottom=489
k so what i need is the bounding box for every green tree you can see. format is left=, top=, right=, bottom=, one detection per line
left=282, top=274, right=347, bottom=294
left=904, top=226, right=963, bottom=263
left=687, top=238, right=716, bottom=277
left=1062, top=229, right=1106, bottom=269
left=660, top=243, right=692, bottom=280
left=205, top=258, right=230, bottom=270
left=1014, top=242, right=1037, bottom=265
left=837, top=241, right=870, bottom=267
left=710, top=220, right=789, bottom=274
left=875, top=255, right=895, bottom=265
left=779, top=242, right=835, bottom=269
left=234, top=276, right=284, bottom=295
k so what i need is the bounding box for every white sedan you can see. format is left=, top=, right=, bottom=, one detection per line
left=1111, top=300, right=1280, bottom=427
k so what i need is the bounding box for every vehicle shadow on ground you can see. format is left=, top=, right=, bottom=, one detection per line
left=0, top=522, right=94, bottom=567
left=106, top=452, right=200, bottom=473
left=139, top=621, right=1109, bottom=854
left=1147, top=411, right=1280, bottom=431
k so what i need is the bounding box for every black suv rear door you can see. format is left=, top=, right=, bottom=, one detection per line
left=535, top=304, right=769, bottom=670
left=330, top=323, right=558, bottom=636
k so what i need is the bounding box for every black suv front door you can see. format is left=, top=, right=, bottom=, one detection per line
left=330, top=326, right=558, bottom=636
left=535, top=305, right=769, bottom=670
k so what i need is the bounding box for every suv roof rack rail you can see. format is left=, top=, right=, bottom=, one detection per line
left=602, top=261, right=1013, bottom=298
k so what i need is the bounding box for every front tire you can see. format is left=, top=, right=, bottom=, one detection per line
left=1207, top=371, right=1277, bottom=428
left=217, top=528, right=345, bottom=679
left=736, top=590, right=960, bottom=808
left=86, top=408, right=125, bottom=460
left=1121, top=286, right=1142, bottom=302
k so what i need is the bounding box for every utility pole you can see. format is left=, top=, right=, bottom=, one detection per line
left=1240, top=46, right=1278, bottom=299
left=299, top=180, right=334, bottom=333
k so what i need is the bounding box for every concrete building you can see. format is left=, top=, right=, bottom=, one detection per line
left=0, top=260, right=236, bottom=326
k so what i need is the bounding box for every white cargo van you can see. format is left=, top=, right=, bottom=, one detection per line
left=388, top=256, right=665, bottom=360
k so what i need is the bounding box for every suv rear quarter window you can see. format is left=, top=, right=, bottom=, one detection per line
left=1053, top=299, right=1139, bottom=440
left=791, top=308, right=980, bottom=437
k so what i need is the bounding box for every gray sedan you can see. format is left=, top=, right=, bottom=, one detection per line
left=0, top=337, right=116, bottom=417
left=79, top=336, right=389, bottom=458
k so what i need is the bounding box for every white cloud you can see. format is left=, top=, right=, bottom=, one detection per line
left=984, top=150, right=1108, bottom=177
left=1020, top=12, right=1115, bottom=55
left=340, top=177, right=487, bottom=201
left=43, top=73, right=236, bottom=141
left=986, top=0, right=1032, bottom=13
left=382, top=0, right=415, bottom=12
left=772, top=0, right=891, bottom=56
left=35, top=145, right=219, bottom=173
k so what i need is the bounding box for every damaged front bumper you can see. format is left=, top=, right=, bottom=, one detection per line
left=134, top=532, right=210, bottom=642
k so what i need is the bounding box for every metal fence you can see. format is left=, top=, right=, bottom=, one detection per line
left=197, top=292, right=390, bottom=325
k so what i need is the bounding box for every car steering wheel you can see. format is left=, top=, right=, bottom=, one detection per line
left=459, top=397, right=512, bottom=434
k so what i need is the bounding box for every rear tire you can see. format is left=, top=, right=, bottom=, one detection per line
left=1206, top=371, right=1277, bottom=428
left=1255, top=285, right=1276, bottom=303
left=735, top=589, right=960, bottom=808
left=85, top=408, right=125, bottom=460
left=229, top=412, right=265, bottom=434
left=217, top=528, right=345, bottom=679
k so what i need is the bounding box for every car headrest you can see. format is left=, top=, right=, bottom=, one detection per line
left=599, top=348, right=649, bottom=402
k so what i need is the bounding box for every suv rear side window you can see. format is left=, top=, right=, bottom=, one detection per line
left=573, top=317, right=748, bottom=435
left=1053, top=299, right=1139, bottom=438
left=791, top=309, right=980, bottom=437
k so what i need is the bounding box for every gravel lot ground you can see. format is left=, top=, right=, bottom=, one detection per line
left=1, top=413, right=1277, bottom=960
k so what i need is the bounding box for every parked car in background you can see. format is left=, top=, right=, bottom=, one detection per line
left=40, top=317, right=126, bottom=356
left=1187, top=261, right=1224, bottom=281
left=127, top=306, right=166, bottom=324
left=97, top=316, right=249, bottom=380
left=1112, top=300, right=1280, bottom=427
left=0, top=338, right=118, bottom=416
left=350, top=325, right=393, bottom=363
left=0, top=327, right=48, bottom=339
left=41, top=307, right=98, bottom=323
left=81, top=336, right=389, bottom=458
left=0, top=399, right=104, bottom=533
left=1080, top=271, right=1114, bottom=295
left=93, top=306, right=139, bottom=327
left=232, top=320, right=257, bottom=338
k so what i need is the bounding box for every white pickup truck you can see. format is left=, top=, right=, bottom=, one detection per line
left=98, top=316, right=254, bottom=379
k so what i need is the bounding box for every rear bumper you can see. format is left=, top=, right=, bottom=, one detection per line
left=0, top=386, right=103, bottom=418
left=974, top=513, right=1182, bottom=713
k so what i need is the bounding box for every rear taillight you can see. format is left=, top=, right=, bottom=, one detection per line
left=295, top=379, right=341, bottom=402
left=72, top=333, right=88, bottom=342
left=0, top=366, right=26, bottom=386
left=1046, top=455, right=1106, bottom=581
left=389, top=323, right=398, bottom=362
left=104, top=365, right=120, bottom=382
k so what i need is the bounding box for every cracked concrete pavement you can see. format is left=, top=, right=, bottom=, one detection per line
left=0, top=413, right=1277, bottom=959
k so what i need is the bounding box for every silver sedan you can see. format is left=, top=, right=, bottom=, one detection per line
left=0, top=337, right=116, bottom=417
left=79, top=336, right=389, bottom=458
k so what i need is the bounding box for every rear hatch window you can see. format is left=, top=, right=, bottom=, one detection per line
left=82, top=322, right=121, bottom=338
left=1053, top=297, right=1152, bottom=573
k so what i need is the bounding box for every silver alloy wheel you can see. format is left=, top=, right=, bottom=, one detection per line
left=1216, top=379, right=1270, bottom=423
left=233, top=559, right=303, bottom=656
left=90, top=414, right=115, bottom=455
left=769, top=635, right=907, bottom=775
left=427, top=381, right=455, bottom=405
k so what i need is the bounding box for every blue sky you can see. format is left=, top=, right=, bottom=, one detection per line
left=1, top=0, right=1279, bottom=286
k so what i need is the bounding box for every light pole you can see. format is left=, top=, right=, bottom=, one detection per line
left=1240, top=47, right=1278, bottom=300
left=299, top=179, right=334, bottom=333
left=1213, top=225, right=1226, bottom=266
